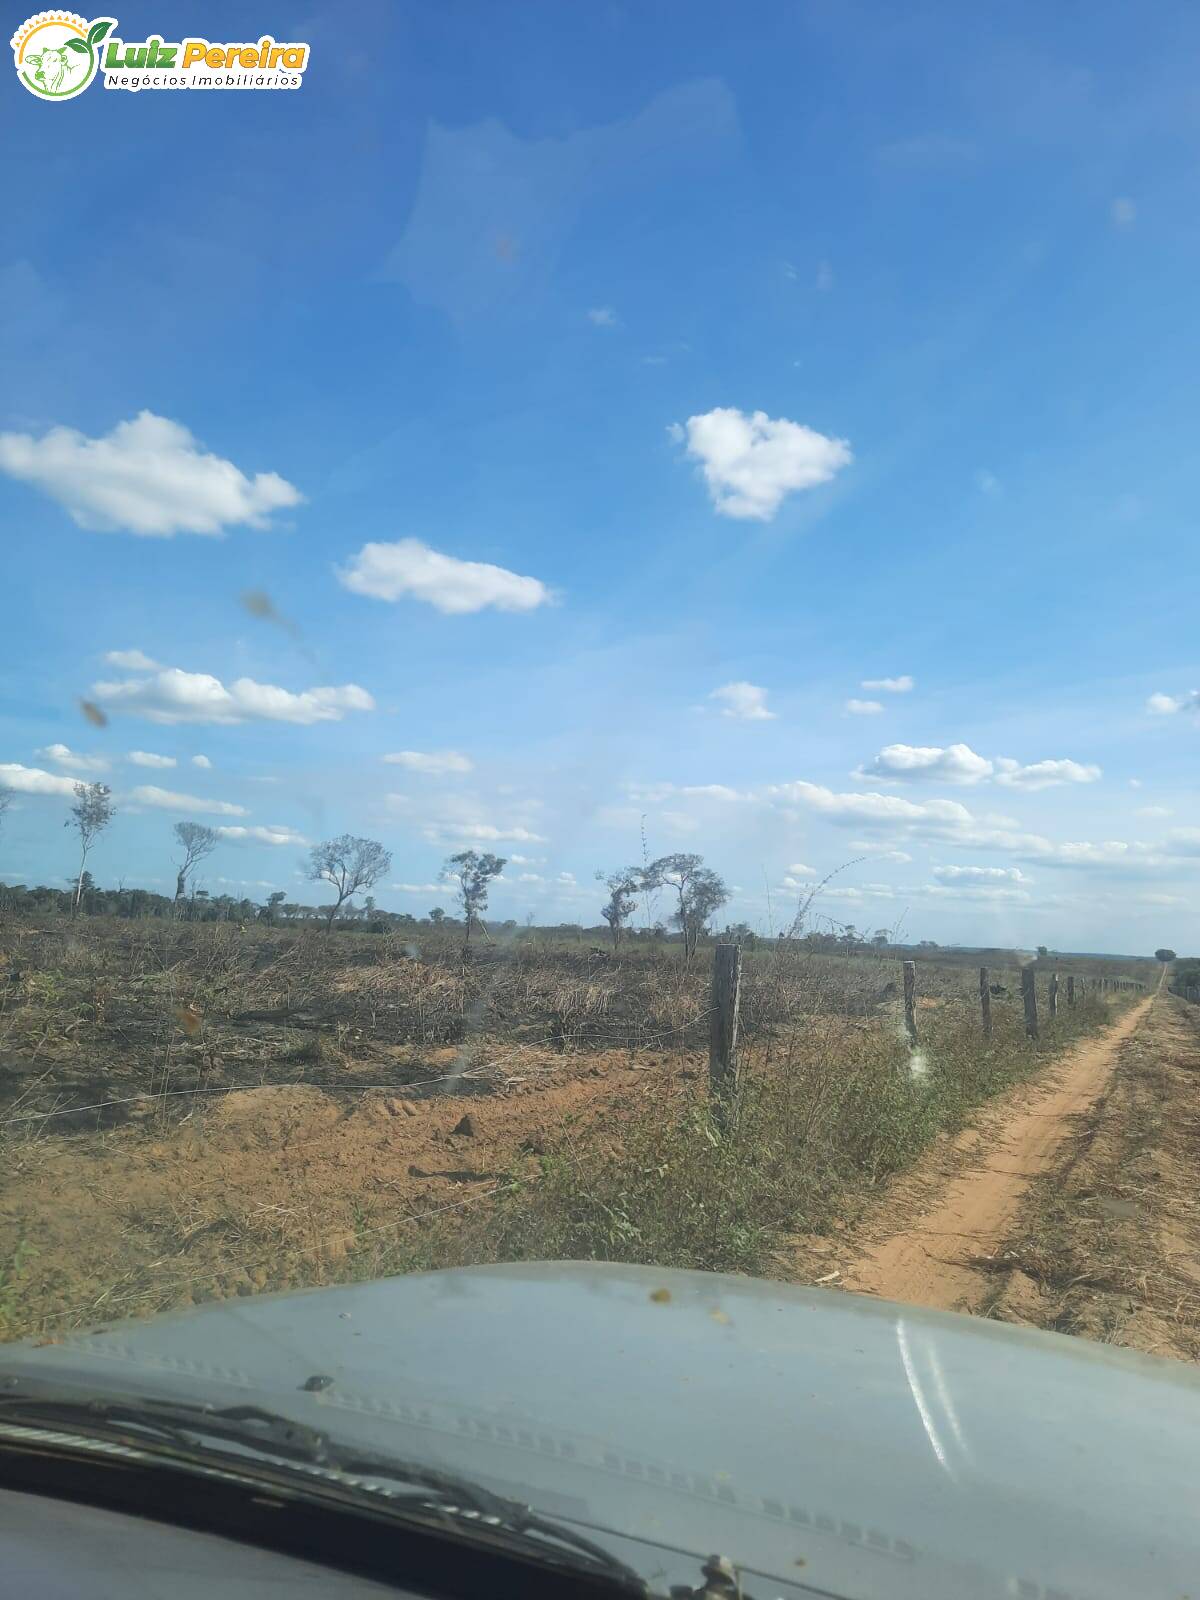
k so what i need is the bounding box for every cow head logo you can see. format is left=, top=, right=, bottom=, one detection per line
left=11, top=12, right=114, bottom=100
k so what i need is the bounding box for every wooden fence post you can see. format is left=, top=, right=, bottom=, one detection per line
left=903, top=960, right=918, bottom=1045
left=709, top=944, right=742, bottom=1112
left=1067, top=974, right=1075, bottom=1007
left=979, top=966, right=992, bottom=1038
left=1022, top=966, right=1039, bottom=1040
left=1049, top=971, right=1059, bottom=1019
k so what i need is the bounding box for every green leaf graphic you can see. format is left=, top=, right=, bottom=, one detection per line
left=65, top=37, right=88, bottom=53
left=87, top=19, right=113, bottom=46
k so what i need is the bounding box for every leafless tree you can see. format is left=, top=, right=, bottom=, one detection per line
left=306, top=835, right=391, bottom=931
left=65, top=782, right=114, bottom=914
left=173, top=821, right=219, bottom=912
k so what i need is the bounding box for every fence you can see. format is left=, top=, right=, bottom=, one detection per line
left=707, top=945, right=1152, bottom=1104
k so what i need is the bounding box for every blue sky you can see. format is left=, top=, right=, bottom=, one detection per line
left=2, top=0, right=1198, bottom=952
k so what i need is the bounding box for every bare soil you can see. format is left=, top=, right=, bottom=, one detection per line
left=791, top=986, right=1200, bottom=1362
left=0, top=1045, right=692, bottom=1334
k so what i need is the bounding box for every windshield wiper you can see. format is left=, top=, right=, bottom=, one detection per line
left=0, top=1384, right=647, bottom=1594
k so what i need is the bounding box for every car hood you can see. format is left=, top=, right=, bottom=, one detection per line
left=4, top=1261, right=1200, bottom=1598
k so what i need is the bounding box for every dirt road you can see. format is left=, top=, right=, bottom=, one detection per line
left=828, top=994, right=1156, bottom=1314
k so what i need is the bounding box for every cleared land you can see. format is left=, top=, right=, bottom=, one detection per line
left=0, top=920, right=1159, bottom=1344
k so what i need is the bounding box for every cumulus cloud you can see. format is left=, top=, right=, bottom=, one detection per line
left=35, top=743, right=109, bottom=773
left=382, top=750, right=473, bottom=775
left=104, top=648, right=160, bottom=671
left=860, top=675, right=913, bottom=693
left=1147, top=690, right=1198, bottom=716
left=127, top=750, right=176, bottom=769
left=932, top=865, right=1026, bottom=885
left=993, top=757, right=1101, bottom=791
left=765, top=779, right=974, bottom=830
left=0, top=412, right=302, bottom=537
left=0, top=763, right=79, bottom=797
left=787, top=862, right=817, bottom=877
left=709, top=681, right=776, bottom=721
left=216, top=824, right=309, bottom=846
left=337, top=539, right=552, bottom=614
left=90, top=665, right=374, bottom=725
left=859, top=743, right=994, bottom=784
left=845, top=699, right=883, bottom=715
left=857, top=743, right=1100, bottom=790
left=128, top=785, right=247, bottom=816
left=676, top=407, right=852, bottom=520
left=391, top=882, right=451, bottom=894
left=191, top=755, right=212, bottom=769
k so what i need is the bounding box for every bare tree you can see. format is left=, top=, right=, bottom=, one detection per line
left=643, top=852, right=729, bottom=962
left=444, top=850, right=505, bottom=950
left=173, top=821, right=219, bottom=912
left=65, top=782, right=114, bottom=914
left=306, top=835, right=391, bottom=931
left=596, top=868, right=639, bottom=949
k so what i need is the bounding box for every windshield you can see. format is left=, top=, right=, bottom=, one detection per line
left=2, top=5, right=1198, bottom=1597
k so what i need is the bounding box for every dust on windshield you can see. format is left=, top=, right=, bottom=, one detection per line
left=1, top=6, right=1197, bottom=1371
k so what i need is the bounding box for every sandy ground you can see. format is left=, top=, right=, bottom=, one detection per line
left=0, top=1047, right=689, bottom=1336
left=795, top=995, right=1155, bottom=1314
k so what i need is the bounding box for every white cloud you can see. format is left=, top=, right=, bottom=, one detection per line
left=216, top=878, right=278, bottom=889
left=91, top=665, right=374, bottom=725
left=104, top=648, right=160, bottom=671
left=932, top=865, right=1026, bottom=885
left=0, top=411, right=302, bottom=537
left=1147, top=690, right=1198, bottom=716
left=586, top=306, right=618, bottom=326
left=676, top=406, right=852, bottom=521
left=786, top=862, right=817, bottom=877
left=765, top=779, right=974, bottom=831
left=191, top=754, right=212, bottom=769
left=924, top=883, right=1030, bottom=903
left=337, top=539, right=552, bottom=614
left=422, top=822, right=547, bottom=844
left=1137, top=805, right=1171, bottom=818
left=860, top=675, right=913, bottom=693
left=1111, top=196, right=1137, bottom=227
left=35, top=743, right=109, bottom=773
left=127, top=750, right=177, bottom=769
left=859, top=743, right=994, bottom=784
left=0, top=763, right=79, bottom=797
left=993, top=757, right=1101, bottom=791
left=845, top=699, right=883, bottom=715
left=709, top=681, right=776, bottom=721
left=392, top=882, right=451, bottom=894
left=128, top=785, right=247, bottom=817
left=507, top=853, right=544, bottom=865
left=848, top=841, right=913, bottom=862
left=382, top=749, right=473, bottom=775
left=215, top=824, right=308, bottom=846
left=857, top=744, right=1101, bottom=791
